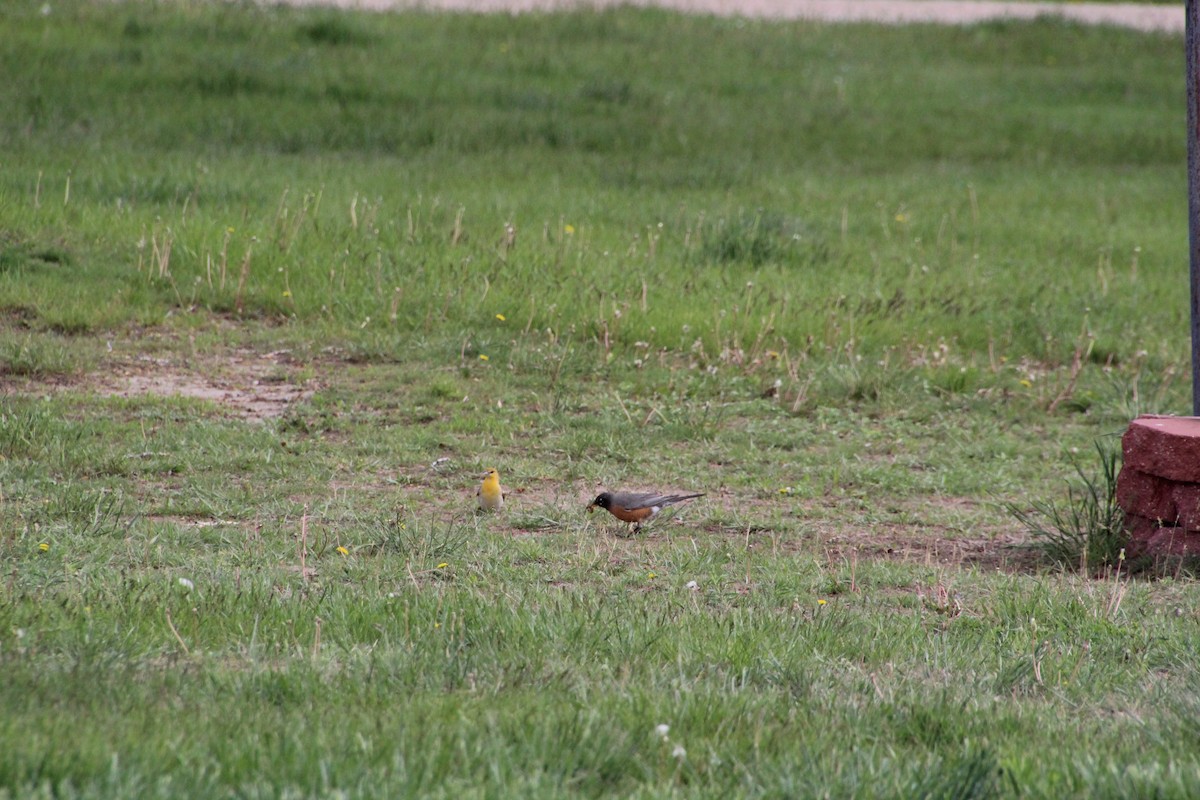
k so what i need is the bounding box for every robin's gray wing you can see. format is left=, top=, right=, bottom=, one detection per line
left=609, top=492, right=703, bottom=511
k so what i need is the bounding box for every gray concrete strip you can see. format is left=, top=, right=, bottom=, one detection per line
left=278, top=0, right=1182, bottom=34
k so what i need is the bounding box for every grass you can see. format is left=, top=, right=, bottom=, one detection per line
left=0, top=1, right=1197, bottom=797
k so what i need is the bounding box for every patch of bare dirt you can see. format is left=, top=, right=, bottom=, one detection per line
left=500, top=481, right=1037, bottom=572
left=3, top=342, right=316, bottom=423
left=820, top=522, right=1036, bottom=572
left=93, top=351, right=312, bottom=422
left=793, top=494, right=1035, bottom=572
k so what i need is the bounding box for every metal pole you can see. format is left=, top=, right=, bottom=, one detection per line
left=1189, top=0, right=1200, bottom=415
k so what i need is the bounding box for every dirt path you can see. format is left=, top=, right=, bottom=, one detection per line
left=281, top=0, right=1182, bottom=34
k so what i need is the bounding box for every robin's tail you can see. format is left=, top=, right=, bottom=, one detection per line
left=661, top=493, right=705, bottom=506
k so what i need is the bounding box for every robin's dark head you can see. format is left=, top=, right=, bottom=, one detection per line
left=588, top=492, right=613, bottom=512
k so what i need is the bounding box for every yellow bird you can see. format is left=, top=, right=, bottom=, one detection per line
left=477, top=468, right=504, bottom=512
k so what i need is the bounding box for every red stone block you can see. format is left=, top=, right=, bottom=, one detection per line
left=1117, top=416, right=1200, bottom=557
left=1116, top=467, right=1169, bottom=519
left=1124, top=514, right=1200, bottom=559
left=1116, top=467, right=1200, bottom=529
left=1121, top=415, right=1200, bottom=483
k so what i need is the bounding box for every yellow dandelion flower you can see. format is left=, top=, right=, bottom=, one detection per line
left=894, top=213, right=908, bottom=223
left=283, top=290, right=292, bottom=298
left=818, top=599, right=827, bottom=606
left=437, top=562, right=449, bottom=569
left=564, top=224, right=576, bottom=235
left=495, top=313, right=506, bottom=322
left=38, top=542, right=49, bottom=552
left=648, top=571, right=657, bottom=580
left=434, top=622, right=442, bottom=629
left=479, top=354, right=489, bottom=361
left=1019, top=379, right=1033, bottom=388
left=336, top=546, right=349, bottom=556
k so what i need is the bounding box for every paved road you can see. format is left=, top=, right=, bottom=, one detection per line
left=281, top=0, right=1182, bottom=34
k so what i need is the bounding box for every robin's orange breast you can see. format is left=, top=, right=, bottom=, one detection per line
left=608, top=504, right=656, bottom=524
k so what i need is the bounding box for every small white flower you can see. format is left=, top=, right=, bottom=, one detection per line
left=178, top=578, right=194, bottom=591
left=685, top=580, right=699, bottom=591
left=672, top=744, right=687, bottom=759
left=654, top=723, right=670, bottom=740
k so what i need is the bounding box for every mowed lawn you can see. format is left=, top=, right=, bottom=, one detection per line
left=1, top=2, right=1197, bottom=797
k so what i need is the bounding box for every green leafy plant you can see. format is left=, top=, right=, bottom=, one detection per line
left=1006, top=439, right=1128, bottom=573
left=374, top=511, right=472, bottom=563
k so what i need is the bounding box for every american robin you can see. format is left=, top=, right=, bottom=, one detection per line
left=587, top=490, right=704, bottom=533
left=477, top=468, right=504, bottom=511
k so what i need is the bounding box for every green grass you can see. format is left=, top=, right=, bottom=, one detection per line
left=1, top=1, right=1197, bottom=797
